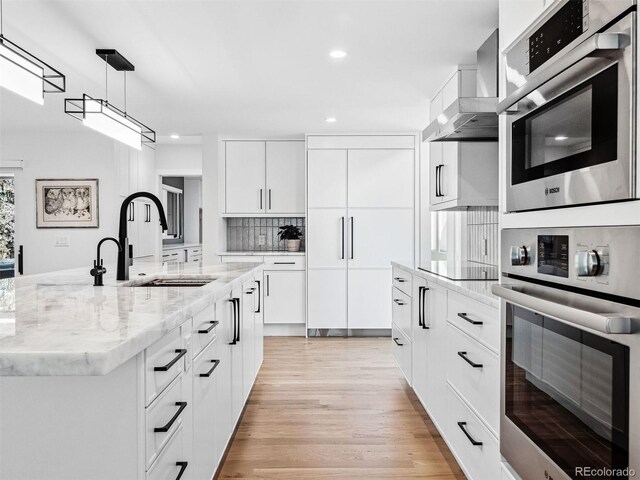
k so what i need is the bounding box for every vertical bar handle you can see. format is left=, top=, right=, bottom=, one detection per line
left=268, top=189, right=272, bottom=210
left=422, top=286, right=430, bottom=329
left=350, top=217, right=354, bottom=260
left=260, top=189, right=263, bottom=210
left=228, top=298, right=237, bottom=345
left=255, top=280, right=261, bottom=313
left=341, top=217, right=345, bottom=260
left=266, top=274, right=270, bottom=296
left=17, top=245, right=24, bottom=275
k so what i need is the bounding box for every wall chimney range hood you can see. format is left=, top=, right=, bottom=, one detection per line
left=422, top=30, right=499, bottom=142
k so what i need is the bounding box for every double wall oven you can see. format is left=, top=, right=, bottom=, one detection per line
left=494, top=227, right=639, bottom=480
left=499, top=0, right=636, bottom=212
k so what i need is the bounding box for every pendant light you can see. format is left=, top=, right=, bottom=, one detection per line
left=65, top=49, right=155, bottom=150
left=0, top=0, right=66, bottom=104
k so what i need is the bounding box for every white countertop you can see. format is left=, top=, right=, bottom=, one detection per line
left=392, top=261, right=499, bottom=308
left=163, top=243, right=202, bottom=251
left=218, top=251, right=306, bottom=256
left=0, top=261, right=263, bottom=376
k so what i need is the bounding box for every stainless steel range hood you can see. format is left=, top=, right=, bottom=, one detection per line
left=422, top=29, right=499, bottom=142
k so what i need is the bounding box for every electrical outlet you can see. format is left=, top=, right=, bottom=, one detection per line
left=54, top=236, right=70, bottom=247
left=258, top=234, right=266, bottom=246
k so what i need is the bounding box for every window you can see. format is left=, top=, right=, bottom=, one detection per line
left=430, top=211, right=448, bottom=260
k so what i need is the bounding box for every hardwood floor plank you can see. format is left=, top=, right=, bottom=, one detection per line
left=215, top=337, right=464, bottom=480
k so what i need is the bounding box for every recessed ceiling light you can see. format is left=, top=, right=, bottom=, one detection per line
left=329, top=50, right=347, bottom=59
left=170, top=134, right=180, bottom=139
left=555, top=135, right=568, bottom=141
left=325, top=117, right=337, bottom=123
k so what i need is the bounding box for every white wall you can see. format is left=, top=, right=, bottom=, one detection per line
left=183, top=178, right=202, bottom=244
left=201, top=133, right=223, bottom=264
left=155, top=144, right=202, bottom=175
left=0, top=132, right=132, bottom=275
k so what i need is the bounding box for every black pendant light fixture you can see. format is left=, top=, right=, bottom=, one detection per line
left=65, top=49, right=155, bottom=150
left=0, top=0, right=66, bottom=104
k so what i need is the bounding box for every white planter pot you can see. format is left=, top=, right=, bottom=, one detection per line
left=286, top=239, right=301, bottom=252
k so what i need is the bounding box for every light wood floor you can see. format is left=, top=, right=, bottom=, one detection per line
left=216, top=337, right=465, bottom=480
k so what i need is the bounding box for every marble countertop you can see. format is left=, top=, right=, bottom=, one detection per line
left=163, top=243, right=202, bottom=251
left=391, top=261, right=499, bottom=308
left=0, top=261, right=263, bottom=376
left=218, top=251, right=306, bottom=256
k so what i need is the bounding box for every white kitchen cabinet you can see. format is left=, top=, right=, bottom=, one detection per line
left=347, top=150, right=413, bottom=208
left=430, top=142, right=498, bottom=211
left=125, top=200, right=159, bottom=259
left=411, top=275, right=429, bottom=407
left=241, top=282, right=256, bottom=402
left=214, top=293, right=234, bottom=466
left=392, top=323, right=412, bottom=384
left=307, top=149, right=347, bottom=208
left=264, top=270, right=305, bottom=324
left=424, top=282, right=448, bottom=430
left=307, top=209, right=347, bottom=268
left=224, top=140, right=305, bottom=215
left=253, top=278, right=264, bottom=371
left=307, top=269, right=347, bottom=329
left=348, top=269, right=392, bottom=329
left=225, top=141, right=266, bottom=214
left=348, top=209, right=413, bottom=268
left=266, top=141, right=305, bottom=214
left=193, top=335, right=219, bottom=480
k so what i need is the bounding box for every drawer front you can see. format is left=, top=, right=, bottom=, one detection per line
left=392, top=324, right=411, bottom=384
left=448, top=291, right=499, bottom=353
left=446, top=385, right=500, bottom=480
left=145, top=327, right=185, bottom=407
left=392, top=266, right=412, bottom=295
left=263, top=256, right=305, bottom=270
left=191, top=305, right=217, bottom=358
left=392, top=287, right=412, bottom=340
left=146, top=373, right=189, bottom=470
left=447, top=324, right=499, bottom=434
left=147, top=423, right=189, bottom=480
left=220, top=255, right=264, bottom=263
left=162, top=251, right=183, bottom=263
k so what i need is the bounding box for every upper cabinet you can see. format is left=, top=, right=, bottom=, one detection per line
left=224, top=140, right=305, bottom=215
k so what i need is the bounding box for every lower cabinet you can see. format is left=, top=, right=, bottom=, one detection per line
left=392, top=323, right=412, bottom=384
left=193, top=337, right=219, bottom=480
left=263, top=270, right=306, bottom=324
left=423, top=282, right=448, bottom=430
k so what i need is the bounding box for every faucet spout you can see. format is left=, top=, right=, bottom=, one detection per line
left=117, top=192, right=168, bottom=281
left=91, top=237, right=122, bottom=286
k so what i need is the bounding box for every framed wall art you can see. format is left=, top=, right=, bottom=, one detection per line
left=35, top=179, right=99, bottom=228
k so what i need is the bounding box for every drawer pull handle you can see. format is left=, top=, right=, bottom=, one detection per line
left=458, top=312, right=483, bottom=326
left=457, top=421, right=483, bottom=447
left=154, top=402, right=187, bottom=433
left=175, top=461, right=188, bottom=480
left=198, top=321, right=219, bottom=334
left=457, top=351, right=483, bottom=368
left=154, top=349, right=187, bottom=372
left=273, top=261, right=295, bottom=264
left=393, top=277, right=407, bottom=283
left=199, top=359, right=221, bottom=377
left=393, top=299, right=406, bottom=306
left=393, top=337, right=403, bottom=346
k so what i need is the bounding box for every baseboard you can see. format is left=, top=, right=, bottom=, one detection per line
left=263, top=324, right=306, bottom=336
left=307, top=328, right=392, bottom=337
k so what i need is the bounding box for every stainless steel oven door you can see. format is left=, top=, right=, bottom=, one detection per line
left=502, top=11, right=635, bottom=213
left=493, top=281, right=640, bottom=480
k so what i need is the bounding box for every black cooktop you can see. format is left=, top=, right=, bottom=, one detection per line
left=418, top=260, right=498, bottom=281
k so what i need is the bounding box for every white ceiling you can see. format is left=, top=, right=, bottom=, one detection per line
left=0, top=0, right=498, bottom=138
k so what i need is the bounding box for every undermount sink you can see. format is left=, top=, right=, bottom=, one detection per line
left=127, top=276, right=222, bottom=287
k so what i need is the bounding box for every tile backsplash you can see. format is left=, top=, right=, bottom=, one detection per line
left=226, top=217, right=305, bottom=252
left=466, top=207, right=498, bottom=266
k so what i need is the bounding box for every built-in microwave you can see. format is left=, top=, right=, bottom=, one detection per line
left=499, top=0, right=636, bottom=213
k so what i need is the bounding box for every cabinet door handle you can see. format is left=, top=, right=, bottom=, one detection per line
left=457, top=421, right=483, bottom=447
left=260, top=188, right=263, bottom=210
left=458, top=312, right=483, bottom=326
left=341, top=217, right=345, bottom=260
left=438, top=164, right=445, bottom=197
left=199, top=359, right=221, bottom=377
left=266, top=274, right=270, bottom=296
left=393, top=277, right=407, bottom=283
left=350, top=217, right=354, bottom=260
left=255, top=280, right=261, bottom=313
left=418, top=286, right=425, bottom=327
left=435, top=165, right=440, bottom=197
left=268, top=189, right=272, bottom=210
left=198, top=320, right=219, bottom=334
left=422, top=286, right=430, bottom=329
left=393, top=337, right=403, bottom=346
left=274, top=262, right=295, bottom=264
left=17, top=245, right=23, bottom=275
left=457, top=351, right=483, bottom=368
left=154, top=402, right=187, bottom=433
left=154, top=349, right=187, bottom=372
left=393, top=299, right=406, bottom=306
left=175, top=461, right=188, bottom=480
left=228, top=298, right=237, bottom=345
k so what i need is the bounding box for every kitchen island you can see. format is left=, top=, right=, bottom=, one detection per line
left=0, top=260, right=264, bottom=480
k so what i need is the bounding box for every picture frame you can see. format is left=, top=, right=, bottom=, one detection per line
left=35, top=179, right=99, bottom=228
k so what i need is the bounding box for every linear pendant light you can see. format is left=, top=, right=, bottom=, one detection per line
left=0, top=0, right=66, bottom=104
left=65, top=49, right=155, bottom=150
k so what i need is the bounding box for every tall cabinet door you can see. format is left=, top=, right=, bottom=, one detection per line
left=307, top=270, right=347, bottom=329
left=307, top=150, right=347, bottom=208
left=425, top=283, right=448, bottom=429
left=347, top=269, right=392, bottom=329
left=266, top=141, right=305, bottom=214
left=307, top=210, right=347, bottom=268
left=241, top=283, right=255, bottom=403
left=215, top=295, right=233, bottom=465
left=225, top=141, right=266, bottom=214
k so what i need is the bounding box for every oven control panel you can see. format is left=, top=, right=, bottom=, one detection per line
left=529, top=0, right=587, bottom=73
left=501, top=227, right=638, bottom=300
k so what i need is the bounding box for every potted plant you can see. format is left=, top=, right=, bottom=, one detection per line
left=277, top=225, right=303, bottom=252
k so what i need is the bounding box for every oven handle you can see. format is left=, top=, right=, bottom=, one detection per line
left=497, top=32, right=627, bottom=114
left=491, top=284, right=631, bottom=334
